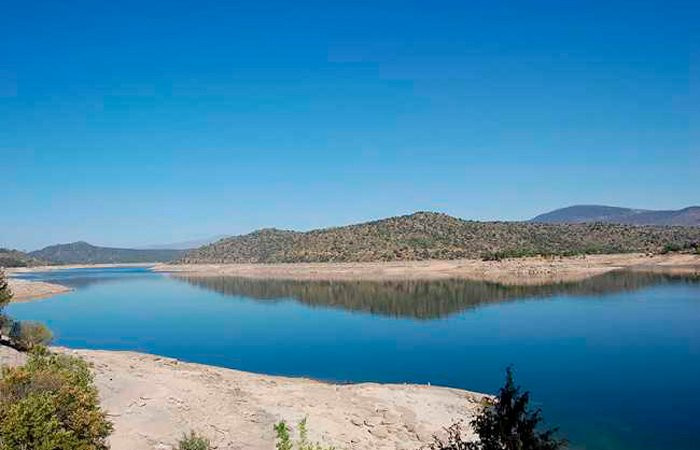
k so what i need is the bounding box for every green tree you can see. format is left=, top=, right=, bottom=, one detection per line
left=428, top=367, right=566, bottom=450
left=469, top=367, right=566, bottom=450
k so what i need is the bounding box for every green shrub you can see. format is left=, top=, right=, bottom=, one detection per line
left=274, top=418, right=335, bottom=450
left=178, top=431, right=211, bottom=450
left=9, top=320, right=53, bottom=351
left=0, top=349, right=112, bottom=449
left=0, top=271, right=11, bottom=309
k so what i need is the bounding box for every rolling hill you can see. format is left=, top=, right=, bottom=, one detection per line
left=29, top=241, right=185, bottom=264
left=180, top=211, right=700, bottom=264
left=0, top=248, right=47, bottom=268
left=531, top=205, right=700, bottom=226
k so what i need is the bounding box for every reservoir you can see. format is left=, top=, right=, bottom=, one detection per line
left=8, top=267, right=700, bottom=450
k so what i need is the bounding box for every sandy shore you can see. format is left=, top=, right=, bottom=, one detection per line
left=155, top=253, right=700, bottom=285
left=0, top=346, right=486, bottom=450
left=6, top=278, right=72, bottom=302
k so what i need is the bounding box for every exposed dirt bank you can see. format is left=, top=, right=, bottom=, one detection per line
left=155, top=253, right=700, bottom=285
left=6, top=278, right=72, bottom=302
left=0, top=345, right=487, bottom=450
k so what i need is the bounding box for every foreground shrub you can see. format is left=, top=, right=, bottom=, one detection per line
left=178, top=430, right=211, bottom=450
left=428, top=367, right=566, bottom=450
left=9, top=320, right=53, bottom=351
left=274, top=418, right=335, bottom=450
left=0, top=348, right=112, bottom=449
left=0, top=271, right=11, bottom=309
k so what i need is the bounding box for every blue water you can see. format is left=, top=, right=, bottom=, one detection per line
left=7, top=267, right=700, bottom=450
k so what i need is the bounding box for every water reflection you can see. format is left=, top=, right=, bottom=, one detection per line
left=13, top=267, right=153, bottom=289
left=173, top=271, right=700, bottom=319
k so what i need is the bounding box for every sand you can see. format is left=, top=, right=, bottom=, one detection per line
left=154, top=253, right=700, bottom=285
left=6, top=278, right=72, bottom=302
left=0, top=345, right=486, bottom=450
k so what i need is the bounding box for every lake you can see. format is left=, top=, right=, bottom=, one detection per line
left=7, top=267, right=700, bottom=450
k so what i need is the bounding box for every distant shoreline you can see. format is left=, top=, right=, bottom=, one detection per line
left=156, top=253, right=700, bottom=285
left=5, top=263, right=154, bottom=302
left=6, top=254, right=699, bottom=303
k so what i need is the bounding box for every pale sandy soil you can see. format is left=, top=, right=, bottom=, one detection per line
left=155, top=253, right=700, bottom=285
left=6, top=278, right=72, bottom=302
left=0, top=346, right=486, bottom=450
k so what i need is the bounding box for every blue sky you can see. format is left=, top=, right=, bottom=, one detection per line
left=1, top=0, right=698, bottom=250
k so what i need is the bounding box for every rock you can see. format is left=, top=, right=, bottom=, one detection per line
left=0, top=345, right=26, bottom=368
left=368, top=426, right=389, bottom=439
left=364, top=416, right=383, bottom=428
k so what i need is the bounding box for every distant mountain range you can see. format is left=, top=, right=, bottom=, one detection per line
left=180, top=211, right=700, bottom=264
left=28, top=241, right=185, bottom=265
left=531, top=205, right=700, bottom=226
left=3, top=207, right=699, bottom=268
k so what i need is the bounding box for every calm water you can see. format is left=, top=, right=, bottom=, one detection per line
left=8, top=267, right=700, bottom=450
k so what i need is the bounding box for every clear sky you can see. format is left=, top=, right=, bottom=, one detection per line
left=1, top=0, right=698, bottom=250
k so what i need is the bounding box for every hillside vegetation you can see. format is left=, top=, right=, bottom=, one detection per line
left=180, top=212, right=700, bottom=264
left=0, top=248, right=47, bottom=268
left=531, top=205, right=700, bottom=226
left=30, top=241, right=185, bottom=264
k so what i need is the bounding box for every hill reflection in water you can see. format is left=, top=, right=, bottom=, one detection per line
left=172, top=270, right=700, bottom=319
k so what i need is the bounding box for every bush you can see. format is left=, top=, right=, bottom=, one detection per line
left=0, top=270, right=11, bottom=309
left=9, top=320, right=53, bottom=351
left=0, top=349, right=112, bottom=449
left=427, top=367, right=566, bottom=450
left=178, top=430, right=211, bottom=450
left=274, top=418, right=335, bottom=450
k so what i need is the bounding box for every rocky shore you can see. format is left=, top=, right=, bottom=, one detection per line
left=0, top=345, right=486, bottom=450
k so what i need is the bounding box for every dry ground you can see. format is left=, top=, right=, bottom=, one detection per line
left=0, top=346, right=486, bottom=450
left=155, top=253, right=700, bottom=285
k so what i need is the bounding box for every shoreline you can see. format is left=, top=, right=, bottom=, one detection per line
left=7, top=262, right=155, bottom=273
left=155, top=253, right=700, bottom=285
left=6, top=278, right=73, bottom=302
left=0, top=345, right=487, bottom=450
left=5, top=254, right=699, bottom=303
left=5, top=263, right=154, bottom=302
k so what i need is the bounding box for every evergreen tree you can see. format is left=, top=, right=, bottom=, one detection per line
left=469, top=367, right=566, bottom=450
left=428, top=367, right=566, bottom=450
